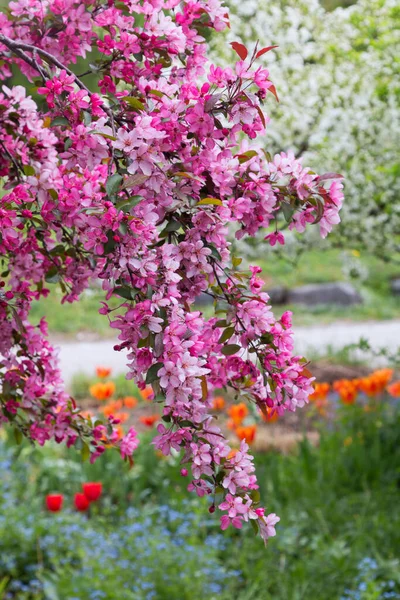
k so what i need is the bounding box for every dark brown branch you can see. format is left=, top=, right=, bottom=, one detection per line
left=0, top=34, right=115, bottom=123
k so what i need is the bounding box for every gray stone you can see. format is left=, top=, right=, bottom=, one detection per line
left=286, top=282, right=362, bottom=306
left=390, top=278, right=400, bottom=295
left=267, top=286, right=288, bottom=305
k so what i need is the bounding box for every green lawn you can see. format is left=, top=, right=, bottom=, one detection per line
left=257, top=248, right=400, bottom=326
left=30, top=249, right=400, bottom=337
left=30, top=290, right=117, bottom=338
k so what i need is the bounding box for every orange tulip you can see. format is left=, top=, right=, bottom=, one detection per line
left=358, top=369, right=393, bottom=397
left=139, top=386, right=154, bottom=401
left=139, top=414, right=159, bottom=427
left=212, top=396, right=225, bottom=411
left=234, top=425, right=256, bottom=444
left=114, top=411, right=129, bottom=424
left=260, top=407, right=278, bottom=423
left=79, top=410, right=94, bottom=420
left=124, top=396, right=138, bottom=409
left=309, top=382, right=330, bottom=402
left=387, top=381, right=400, bottom=398
left=96, top=367, right=112, bottom=378
left=101, top=404, right=115, bottom=417
left=333, top=379, right=358, bottom=404
left=89, top=381, right=116, bottom=401
left=227, top=403, right=248, bottom=426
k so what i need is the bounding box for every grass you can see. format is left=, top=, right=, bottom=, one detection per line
left=278, top=295, right=400, bottom=327
left=29, top=289, right=117, bottom=338
left=31, top=249, right=400, bottom=337
left=257, top=248, right=400, bottom=326
left=257, top=248, right=399, bottom=291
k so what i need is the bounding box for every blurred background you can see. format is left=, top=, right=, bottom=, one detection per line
left=1, top=0, right=400, bottom=598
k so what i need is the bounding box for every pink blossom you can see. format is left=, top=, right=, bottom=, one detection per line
left=0, top=0, right=343, bottom=544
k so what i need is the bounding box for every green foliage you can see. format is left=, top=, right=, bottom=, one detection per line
left=219, top=0, right=400, bottom=259
left=29, top=289, right=118, bottom=337
left=1, top=400, right=400, bottom=599
left=321, top=0, right=358, bottom=9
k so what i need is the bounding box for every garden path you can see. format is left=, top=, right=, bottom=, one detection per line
left=54, top=319, right=400, bottom=385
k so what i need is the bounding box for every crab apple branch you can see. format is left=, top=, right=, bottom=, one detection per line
left=0, top=0, right=343, bottom=543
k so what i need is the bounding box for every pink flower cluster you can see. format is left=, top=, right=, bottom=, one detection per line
left=0, top=0, right=343, bottom=542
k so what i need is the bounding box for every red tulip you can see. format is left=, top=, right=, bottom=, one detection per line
left=46, top=494, right=63, bottom=512
left=74, top=492, right=90, bottom=511
left=82, top=482, right=102, bottom=502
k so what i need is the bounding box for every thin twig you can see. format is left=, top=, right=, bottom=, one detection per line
left=0, top=34, right=116, bottom=123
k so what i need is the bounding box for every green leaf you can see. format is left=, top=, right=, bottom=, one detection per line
left=178, top=420, right=195, bottom=428
left=0, top=577, right=10, bottom=595
left=45, top=266, right=60, bottom=284
left=237, top=150, right=258, bottom=163
left=210, top=246, right=222, bottom=261
left=22, top=165, right=35, bottom=176
left=116, top=196, right=143, bottom=212
left=83, top=111, right=92, bottom=126
left=250, top=519, right=259, bottom=535
left=281, top=202, right=295, bottom=222
left=103, top=231, right=116, bottom=255
left=261, top=332, right=274, bottom=344
left=250, top=489, right=261, bottom=503
left=50, top=116, right=70, bottom=127
left=221, top=344, right=241, bottom=356
left=81, top=442, right=90, bottom=462
left=49, top=245, right=65, bottom=258
left=89, top=130, right=117, bottom=141
left=160, top=219, right=181, bottom=237
left=113, top=286, right=137, bottom=300
left=146, top=362, right=163, bottom=384
left=123, top=97, right=145, bottom=111
left=262, top=149, right=272, bottom=162
left=218, top=326, right=235, bottom=344
left=197, top=197, right=223, bottom=206
left=106, top=173, right=123, bottom=197
left=14, top=428, right=23, bottom=445
left=119, top=221, right=128, bottom=235
left=121, top=174, right=149, bottom=189
left=149, top=89, right=166, bottom=98
left=215, top=319, right=228, bottom=327
left=138, top=336, right=150, bottom=348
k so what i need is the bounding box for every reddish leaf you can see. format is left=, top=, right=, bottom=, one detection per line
left=256, top=105, right=266, bottom=128
left=230, top=42, right=248, bottom=61
left=256, top=45, right=278, bottom=58
left=201, top=375, right=208, bottom=401
left=317, top=172, right=344, bottom=182
left=301, top=367, right=313, bottom=379
left=268, top=84, right=279, bottom=102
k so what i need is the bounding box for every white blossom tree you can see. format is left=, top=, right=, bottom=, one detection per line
left=215, top=0, right=400, bottom=258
